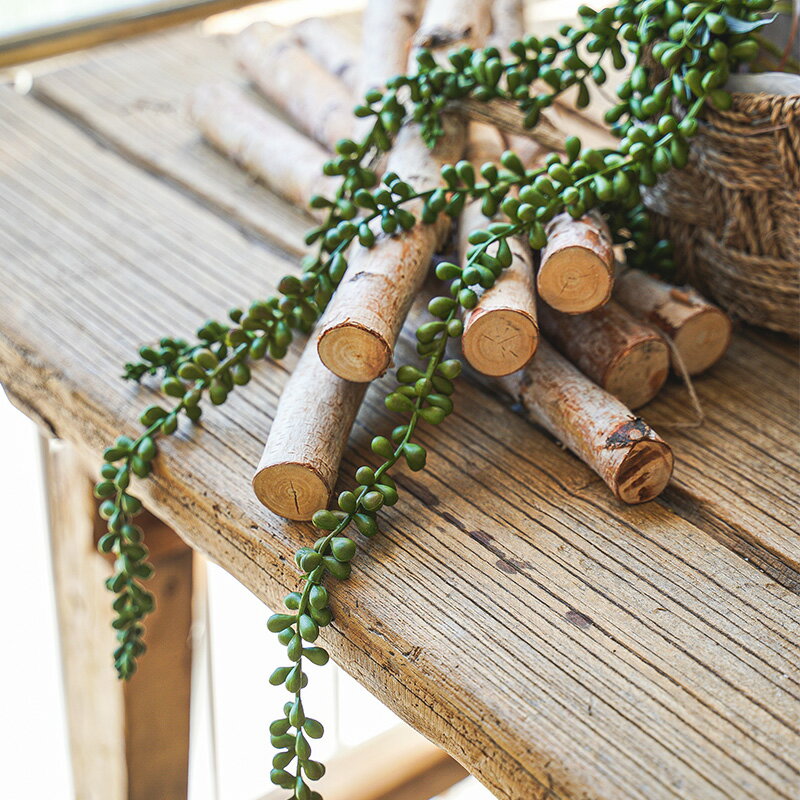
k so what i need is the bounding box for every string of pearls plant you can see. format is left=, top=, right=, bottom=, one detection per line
left=97, top=0, right=780, bottom=794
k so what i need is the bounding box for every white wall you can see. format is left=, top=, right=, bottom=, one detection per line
left=0, top=389, right=73, bottom=797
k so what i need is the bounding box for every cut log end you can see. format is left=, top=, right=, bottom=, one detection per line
left=604, top=338, right=670, bottom=410
left=673, top=308, right=732, bottom=375
left=613, top=268, right=732, bottom=376
left=252, top=462, right=330, bottom=521
left=537, top=248, right=613, bottom=314
left=462, top=308, right=539, bottom=376
left=614, top=439, right=674, bottom=504
left=317, top=323, right=392, bottom=382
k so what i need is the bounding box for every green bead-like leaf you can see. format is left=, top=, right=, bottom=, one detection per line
left=267, top=614, right=296, bottom=633
left=528, top=222, right=547, bottom=249
left=385, top=392, right=415, bottom=414
left=417, top=320, right=446, bottom=343
left=120, top=494, right=142, bottom=515
left=355, top=466, right=376, bottom=485
left=289, top=698, right=305, bottom=727
left=285, top=665, right=303, bottom=693
left=458, top=288, right=478, bottom=309
left=298, top=614, right=320, bottom=642
left=447, top=318, right=464, bottom=337
left=303, top=718, right=325, bottom=739
left=362, top=490, right=384, bottom=511
left=270, top=718, right=291, bottom=736
left=331, top=537, right=356, bottom=561
left=304, top=760, right=326, bottom=781
left=270, top=769, right=293, bottom=787
left=296, top=776, right=311, bottom=800
left=304, top=647, right=330, bottom=667
left=435, top=261, right=461, bottom=280
left=377, top=483, right=399, bottom=506
left=310, top=606, right=332, bottom=626
left=309, top=584, right=328, bottom=610
left=269, top=666, right=292, bottom=686
left=94, top=481, right=116, bottom=499
left=353, top=513, right=379, bottom=537
left=161, top=377, right=184, bottom=398
left=428, top=296, right=456, bottom=318
left=337, top=490, right=357, bottom=513
left=312, top=510, right=340, bottom=531
left=139, top=405, right=167, bottom=427
left=421, top=406, right=447, bottom=425
left=403, top=443, right=427, bottom=471
left=287, top=634, right=303, bottom=662
left=137, top=436, right=157, bottom=461
left=500, top=150, right=525, bottom=175
left=370, top=436, right=394, bottom=459
left=437, top=359, right=462, bottom=379
left=300, top=551, right=322, bottom=572
left=193, top=349, right=218, bottom=370
left=295, top=733, right=312, bottom=761
left=278, top=628, right=294, bottom=646
left=323, top=556, right=352, bottom=580
left=273, top=751, right=294, bottom=770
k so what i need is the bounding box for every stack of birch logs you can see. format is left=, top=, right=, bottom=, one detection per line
left=190, top=0, right=732, bottom=519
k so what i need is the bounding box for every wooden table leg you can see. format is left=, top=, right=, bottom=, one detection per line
left=44, top=438, right=193, bottom=800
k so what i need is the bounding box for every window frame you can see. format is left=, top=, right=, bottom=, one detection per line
left=0, top=0, right=261, bottom=68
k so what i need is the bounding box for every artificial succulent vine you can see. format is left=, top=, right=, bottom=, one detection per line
left=96, top=0, right=782, bottom=794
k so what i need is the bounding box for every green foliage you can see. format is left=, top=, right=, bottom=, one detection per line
left=97, top=0, right=781, bottom=795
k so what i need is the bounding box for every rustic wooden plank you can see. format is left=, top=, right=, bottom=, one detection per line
left=30, top=25, right=800, bottom=580
left=33, top=27, right=310, bottom=256
left=650, top=333, right=800, bottom=582
left=44, top=438, right=128, bottom=800
left=2, top=87, right=799, bottom=800
left=43, top=437, right=193, bottom=800
left=123, top=518, right=193, bottom=800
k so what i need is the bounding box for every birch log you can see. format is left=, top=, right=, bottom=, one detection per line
left=236, top=23, right=355, bottom=150
left=316, top=0, right=490, bottom=382
left=189, top=83, right=335, bottom=213
left=537, top=210, right=615, bottom=314
left=361, top=0, right=422, bottom=93
left=316, top=119, right=465, bottom=381
left=412, top=0, right=492, bottom=52
left=488, top=0, right=525, bottom=51
left=501, top=341, right=674, bottom=504
left=462, top=229, right=539, bottom=376
left=488, top=0, right=547, bottom=165
left=537, top=300, right=669, bottom=409
left=459, top=123, right=538, bottom=377
left=253, top=342, right=366, bottom=520
left=292, top=17, right=362, bottom=92
left=614, top=268, right=732, bottom=375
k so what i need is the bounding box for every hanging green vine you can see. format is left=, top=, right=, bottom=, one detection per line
left=96, top=0, right=785, bottom=794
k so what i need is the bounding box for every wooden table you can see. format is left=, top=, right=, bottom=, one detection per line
left=1, top=21, right=799, bottom=800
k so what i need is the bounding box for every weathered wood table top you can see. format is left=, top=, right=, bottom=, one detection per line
left=1, top=23, right=799, bottom=800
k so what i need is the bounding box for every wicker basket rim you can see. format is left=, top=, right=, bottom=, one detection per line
left=729, top=90, right=800, bottom=100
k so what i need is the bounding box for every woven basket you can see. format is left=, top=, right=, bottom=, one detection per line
left=643, top=92, right=800, bottom=336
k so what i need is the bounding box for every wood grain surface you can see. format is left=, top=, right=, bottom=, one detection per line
left=1, top=25, right=799, bottom=800
left=33, top=28, right=309, bottom=254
